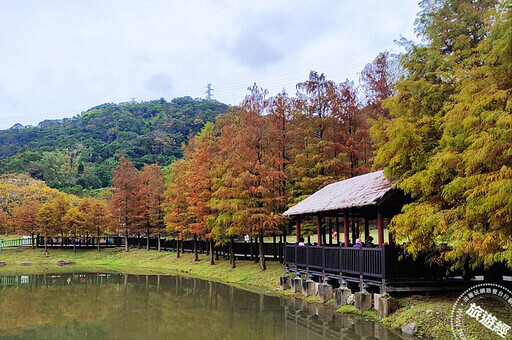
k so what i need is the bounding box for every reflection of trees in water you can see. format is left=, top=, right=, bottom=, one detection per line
left=0, top=274, right=403, bottom=339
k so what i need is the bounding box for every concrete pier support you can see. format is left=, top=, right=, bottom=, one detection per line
left=334, top=287, right=352, bottom=307
left=279, top=276, right=291, bottom=290
left=374, top=293, right=399, bottom=318
left=317, top=283, right=333, bottom=303
left=354, top=291, right=372, bottom=312
left=291, top=277, right=303, bottom=293
left=301, top=279, right=317, bottom=297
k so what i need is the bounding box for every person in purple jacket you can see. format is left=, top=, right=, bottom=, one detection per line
left=353, top=238, right=363, bottom=248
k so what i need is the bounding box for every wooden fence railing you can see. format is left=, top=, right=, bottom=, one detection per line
left=29, top=236, right=285, bottom=262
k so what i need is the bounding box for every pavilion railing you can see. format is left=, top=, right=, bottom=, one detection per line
left=285, top=244, right=401, bottom=280
left=284, top=244, right=463, bottom=281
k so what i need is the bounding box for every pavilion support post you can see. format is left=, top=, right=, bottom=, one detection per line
left=364, top=218, right=369, bottom=241
left=378, top=206, right=384, bottom=248
left=316, top=216, right=322, bottom=246
left=296, top=219, right=301, bottom=244
left=344, top=214, right=349, bottom=247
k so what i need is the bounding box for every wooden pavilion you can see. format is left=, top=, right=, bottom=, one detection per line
left=284, top=170, right=403, bottom=248
left=282, top=170, right=473, bottom=292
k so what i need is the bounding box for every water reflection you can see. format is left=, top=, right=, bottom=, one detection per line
left=0, top=274, right=404, bottom=339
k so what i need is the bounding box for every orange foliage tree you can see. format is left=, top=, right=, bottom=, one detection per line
left=137, top=164, right=165, bottom=251
left=163, top=159, right=192, bottom=258
left=109, top=156, right=140, bottom=252
left=185, top=123, right=219, bottom=263
left=78, top=198, right=111, bottom=251
left=12, top=201, right=40, bottom=248
left=38, top=195, right=71, bottom=254
left=213, top=85, right=286, bottom=270
left=62, top=206, right=85, bottom=253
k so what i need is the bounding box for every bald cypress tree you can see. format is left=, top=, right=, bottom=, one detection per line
left=371, top=0, right=512, bottom=270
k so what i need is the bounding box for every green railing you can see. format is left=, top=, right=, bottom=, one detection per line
left=0, top=238, right=33, bottom=250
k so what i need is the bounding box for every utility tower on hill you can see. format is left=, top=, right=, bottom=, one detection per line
left=205, top=83, right=213, bottom=100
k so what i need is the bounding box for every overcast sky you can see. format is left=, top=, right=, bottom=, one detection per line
left=0, top=0, right=420, bottom=130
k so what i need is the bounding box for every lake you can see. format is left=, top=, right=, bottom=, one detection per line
left=0, top=273, right=405, bottom=339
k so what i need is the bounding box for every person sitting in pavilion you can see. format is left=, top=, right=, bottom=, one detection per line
left=353, top=238, right=363, bottom=248
left=365, top=236, right=375, bottom=248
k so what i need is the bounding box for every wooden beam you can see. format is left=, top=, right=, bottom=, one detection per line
left=378, top=206, right=384, bottom=248
left=344, top=214, right=349, bottom=247
left=317, top=216, right=322, bottom=246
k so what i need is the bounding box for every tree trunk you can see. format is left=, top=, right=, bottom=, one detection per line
left=44, top=233, right=48, bottom=254
left=97, top=228, right=101, bottom=251
left=137, top=232, right=141, bottom=249
left=250, top=237, right=254, bottom=261
left=230, top=237, right=235, bottom=269
left=254, top=236, right=259, bottom=263
left=181, top=239, right=184, bottom=254
left=258, top=233, right=266, bottom=271
left=209, top=239, right=215, bottom=265
left=125, top=230, right=129, bottom=252
left=61, top=231, right=64, bottom=248
left=176, top=239, right=181, bottom=258
left=73, top=232, right=76, bottom=253
left=31, top=233, right=34, bottom=249
left=194, top=235, right=199, bottom=261
left=157, top=232, right=161, bottom=252
left=146, top=227, right=150, bottom=251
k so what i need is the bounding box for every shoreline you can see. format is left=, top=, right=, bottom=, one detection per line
left=0, top=247, right=497, bottom=339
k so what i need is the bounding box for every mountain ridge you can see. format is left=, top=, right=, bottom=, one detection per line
left=0, top=97, right=228, bottom=195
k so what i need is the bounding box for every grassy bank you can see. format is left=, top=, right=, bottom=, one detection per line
left=1, top=248, right=508, bottom=339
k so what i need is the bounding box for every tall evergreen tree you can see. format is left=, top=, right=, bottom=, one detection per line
left=371, top=0, right=512, bottom=269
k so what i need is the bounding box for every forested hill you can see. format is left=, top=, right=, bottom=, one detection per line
left=0, top=97, right=228, bottom=194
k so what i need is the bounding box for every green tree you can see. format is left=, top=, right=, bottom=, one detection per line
left=371, top=0, right=512, bottom=270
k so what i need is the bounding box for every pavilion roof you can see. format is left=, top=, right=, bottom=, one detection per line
left=283, top=170, right=395, bottom=217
